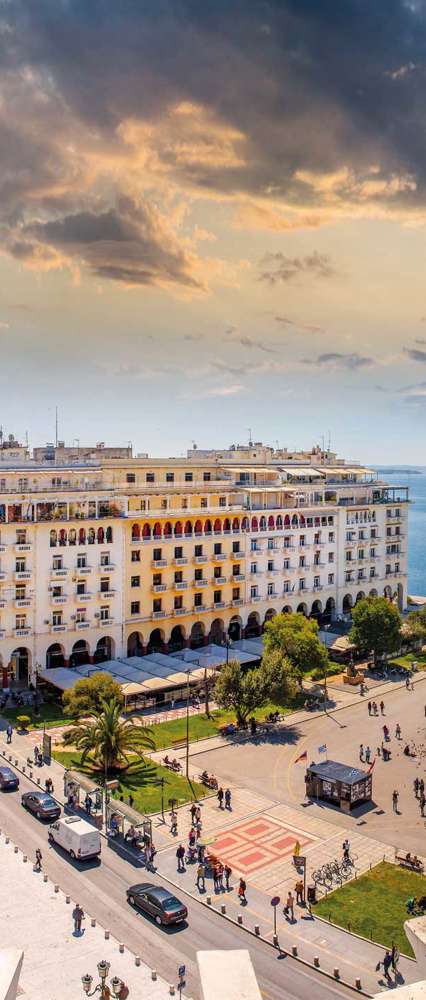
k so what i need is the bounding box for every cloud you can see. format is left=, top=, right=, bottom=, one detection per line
left=181, top=382, right=246, bottom=400
left=0, top=322, right=9, bottom=330
left=258, top=251, right=335, bottom=285
left=223, top=326, right=276, bottom=353
left=274, top=315, right=325, bottom=334
left=415, top=338, right=426, bottom=345
left=403, top=346, right=426, bottom=362
left=303, top=352, right=374, bottom=370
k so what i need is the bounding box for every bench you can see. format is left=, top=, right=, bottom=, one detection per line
left=396, top=854, right=424, bottom=873
left=171, top=740, right=187, bottom=749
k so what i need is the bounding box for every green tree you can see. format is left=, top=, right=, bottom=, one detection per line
left=263, top=612, right=329, bottom=683
left=62, top=673, right=124, bottom=718
left=62, top=698, right=155, bottom=772
left=260, top=648, right=297, bottom=702
left=349, top=596, right=401, bottom=665
left=214, top=659, right=267, bottom=726
left=405, top=605, right=426, bottom=645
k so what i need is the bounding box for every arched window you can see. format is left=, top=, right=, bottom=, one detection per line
left=204, top=519, right=212, bottom=534
left=268, top=515, right=275, bottom=529
left=131, top=524, right=140, bottom=541
left=88, top=527, right=95, bottom=544
left=78, top=527, right=86, bottom=545
left=284, top=515, right=291, bottom=528
left=251, top=516, right=258, bottom=531
left=174, top=521, right=183, bottom=536
left=50, top=529, right=57, bottom=548
left=194, top=520, right=202, bottom=535
left=142, top=523, right=151, bottom=539
left=214, top=518, right=222, bottom=534
left=276, top=515, right=283, bottom=529
left=153, top=522, right=162, bottom=538
left=259, top=516, right=267, bottom=531
left=184, top=520, right=193, bottom=536
left=164, top=521, right=172, bottom=537
left=69, top=528, right=76, bottom=546
left=127, top=631, right=144, bottom=657
left=106, top=526, right=113, bottom=543
left=300, top=514, right=306, bottom=527
left=241, top=516, right=249, bottom=531
left=46, top=643, right=65, bottom=670
left=223, top=518, right=231, bottom=533
left=292, top=514, right=298, bottom=527
left=59, top=528, right=67, bottom=547
left=69, top=640, right=90, bottom=668
left=97, top=527, right=104, bottom=544
left=232, top=517, right=240, bottom=532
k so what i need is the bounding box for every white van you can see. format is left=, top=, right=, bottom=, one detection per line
left=48, top=816, right=101, bottom=860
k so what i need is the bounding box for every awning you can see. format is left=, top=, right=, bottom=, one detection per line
left=322, top=466, right=373, bottom=477
left=121, top=682, right=148, bottom=697
left=330, top=636, right=355, bottom=653
left=279, top=466, right=324, bottom=478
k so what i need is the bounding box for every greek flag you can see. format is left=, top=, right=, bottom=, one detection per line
left=318, top=744, right=327, bottom=754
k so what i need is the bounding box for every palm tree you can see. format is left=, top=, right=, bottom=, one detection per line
left=62, top=697, right=155, bottom=773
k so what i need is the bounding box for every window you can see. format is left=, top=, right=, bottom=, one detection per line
left=153, top=573, right=162, bottom=586
left=200, top=497, right=208, bottom=508
left=267, top=539, right=274, bottom=550
left=359, top=530, right=365, bottom=540
left=195, top=568, right=203, bottom=581
left=284, top=536, right=291, bottom=547
left=15, top=585, right=25, bottom=599
left=51, top=585, right=62, bottom=597
left=250, top=585, right=258, bottom=598
left=232, top=564, right=240, bottom=576
left=250, top=562, right=257, bottom=574
left=75, top=609, right=85, bottom=624
left=182, top=498, right=188, bottom=509
left=174, top=570, right=183, bottom=583
left=100, top=553, right=110, bottom=566
left=214, top=566, right=222, bottom=579
left=283, top=559, right=289, bottom=570
left=16, top=530, right=26, bottom=544
left=328, top=573, right=334, bottom=585
left=76, top=581, right=86, bottom=595
left=346, top=531, right=353, bottom=542
left=194, top=592, right=203, bottom=607
left=153, top=548, right=162, bottom=561
left=131, top=550, right=140, bottom=562
left=358, top=549, right=365, bottom=561
left=345, top=551, right=352, bottom=562
left=53, top=556, right=62, bottom=570
left=161, top=498, right=167, bottom=509
left=126, top=473, right=136, bottom=484
left=371, top=528, right=377, bottom=539
left=232, top=587, right=240, bottom=601
left=395, top=562, right=400, bottom=573
left=214, top=542, right=222, bottom=555
left=52, top=611, right=62, bottom=626
left=232, top=540, right=240, bottom=553
left=314, top=576, right=320, bottom=588
left=370, top=548, right=375, bottom=558
left=386, top=563, right=391, bottom=575
left=77, top=554, right=87, bottom=569
left=214, top=590, right=222, bottom=604
left=299, top=556, right=305, bottom=568
left=131, top=601, right=140, bottom=615
left=251, top=540, right=258, bottom=552
left=345, top=572, right=353, bottom=583
left=299, top=535, right=305, bottom=547
left=174, top=546, right=183, bottom=559
left=184, top=472, right=193, bottom=482
left=194, top=544, right=203, bottom=557
left=152, top=598, right=162, bottom=613
left=131, top=575, right=140, bottom=588
left=267, top=582, right=275, bottom=596
left=328, top=551, right=334, bottom=562
left=219, top=496, right=226, bottom=507
left=166, top=472, right=174, bottom=483
left=203, top=472, right=211, bottom=482
left=267, top=560, right=274, bottom=572
left=146, top=472, right=155, bottom=483
left=299, top=579, right=305, bottom=591
left=15, top=559, right=26, bottom=572
left=314, top=553, right=320, bottom=566
left=100, top=606, right=109, bottom=621
left=283, top=581, right=290, bottom=593
left=100, top=577, right=110, bottom=593
left=15, top=614, right=26, bottom=629
left=174, top=596, right=183, bottom=610
left=329, top=532, right=334, bottom=542
left=370, top=567, right=376, bottom=577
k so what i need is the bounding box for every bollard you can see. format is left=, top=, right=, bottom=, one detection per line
left=104, top=930, right=110, bottom=940
left=169, top=986, right=175, bottom=996
left=43, top=874, right=48, bottom=883
left=119, top=944, right=124, bottom=954
left=66, top=895, right=71, bottom=904
left=355, top=978, right=362, bottom=991
left=22, top=766, right=26, bottom=774
left=36, top=777, right=41, bottom=785
left=30, top=771, right=33, bottom=779
left=314, top=956, right=320, bottom=968
left=91, top=918, right=96, bottom=927
left=221, top=904, right=226, bottom=915
left=273, top=933, right=279, bottom=948
left=8, top=755, right=12, bottom=762
left=206, top=896, right=212, bottom=906
left=14, top=759, right=18, bottom=767
left=292, top=945, right=298, bottom=958
left=135, top=957, right=141, bottom=967
left=54, top=884, right=59, bottom=892
left=254, top=924, right=260, bottom=936
left=334, top=968, right=340, bottom=979
left=237, top=914, right=243, bottom=925
left=23, top=855, right=27, bottom=863
left=151, top=971, right=157, bottom=981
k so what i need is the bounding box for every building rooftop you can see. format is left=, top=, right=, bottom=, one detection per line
left=307, top=760, right=369, bottom=784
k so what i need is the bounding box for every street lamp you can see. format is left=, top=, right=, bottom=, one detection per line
left=81, top=960, right=124, bottom=998
left=223, top=635, right=232, bottom=664
left=185, top=668, right=191, bottom=779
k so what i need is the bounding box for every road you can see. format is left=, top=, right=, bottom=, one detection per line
left=0, top=770, right=356, bottom=1000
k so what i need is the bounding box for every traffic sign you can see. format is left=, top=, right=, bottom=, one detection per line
left=270, top=895, right=280, bottom=907
left=178, top=965, right=186, bottom=978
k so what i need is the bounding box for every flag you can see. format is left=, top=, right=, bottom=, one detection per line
left=318, top=744, right=327, bottom=754
left=367, top=758, right=376, bottom=773
left=295, top=750, right=308, bottom=763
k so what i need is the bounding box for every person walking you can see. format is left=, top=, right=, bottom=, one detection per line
left=420, top=793, right=425, bottom=817
left=128, top=793, right=134, bottom=808
left=190, top=803, right=197, bottom=824
left=196, top=862, right=205, bottom=891
left=213, top=865, right=220, bottom=892
left=285, top=891, right=295, bottom=922
left=414, top=777, right=420, bottom=799
left=359, top=744, right=364, bottom=762
left=406, top=675, right=410, bottom=690
left=372, top=701, right=378, bottom=716
left=195, top=806, right=201, bottom=824
left=420, top=779, right=425, bottom=799
left=216, top=862, right=224, bottom=889
left=35, top=848, right=42, bottom=872
left=392, top=790, right=399, bottom=814
left=176, top=843, right=185, bottom=872
left=380, top=700, right=385, bottom=715
left=72, top=903, right=85, bottom=935
left=382, top=950, right=392, bottom=980
left=224, top=788, right=232, bottom=810
left=295, top=879, right=304, bottom=904
left=84, top=793, right=92, bottom=815
left=238, top=878, right=247, bottom=904
left=217, top=787, right=224, bottom=809
left=365, top=746, right=371, bottom=764
left=6, top=724, right=12, bottom=744
left=224, top=864, right=232, bottom=891
left=396, top=723, right=401, bottom=740
left=170, top=810, right=178, bottom=835
left=368, top=701, right=372, bottom=716
left=188, top=827, right=196, bottom=849
left=391, top=943, right=400, bottom=972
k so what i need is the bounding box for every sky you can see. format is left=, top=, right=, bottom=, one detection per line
left=3, top=1, right=426, bottom=463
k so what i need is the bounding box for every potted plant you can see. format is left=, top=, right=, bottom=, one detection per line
left=16, top=715, right=31, bottom=733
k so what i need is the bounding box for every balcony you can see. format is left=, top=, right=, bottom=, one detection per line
left=212, top=553, right=226, bottom=561
left=15, top=599, right=31, bottom=608
left=75, top=621, right=90, bottom=630
left=152, top=584, right=167, bottom=592
left=77, top=566, right=92, bottom=575
left=213, top=601, right=225, bottom=609
left=267, top=569, right=279, bottom=576
left=99, top=615, right=113, bottom=624
left=0, top=545, right=6, bottom=553
left=15, top=543, right=31, bottom=552
left=14, top=628, right=31, bottom=637
left=0, top=600, right=6, bottom=609
left=173, top=557, right=188, bottom=566
left=266, top=591, right=277, bottom=600
left=99, top=590, right=115, bottom=599
left=232, top=574, right=245, bottom=582
left=232, top=598, right=244, bottom=607
left=15, top=571, right=31, bottom=580
left=194, top=555, right=207, bottom=563
left=52, top=595, right=67, bottom=604
left=99, top=562, right=115, bottom=571
left=152, top=610, right=166, bottom=619
left=250, top=570, right=264, bottom=576
left=212, top=576, right=226, bottom=584
left=230, top=551, right=242, bottom=560
left=52, top=624, right=67, bottom=632
left=151, top=559, right=167, bottom=568
left=75, top=593, right=92, bottom=601
left=313, top=585, right=323, bottom=592
left=174, top=607, right=188, bottom=616
left=51, top=568, right=68, bottom=577
left=0, top=572, right=6, bottom=581
left=193, top=604, right=207, bottom=612
left=174, top=582, right=188, bottom=590
left=251, top=595, right=261, bottom=602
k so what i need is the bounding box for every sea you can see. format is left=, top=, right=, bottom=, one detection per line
left=376, top=467, right=426, bottom=597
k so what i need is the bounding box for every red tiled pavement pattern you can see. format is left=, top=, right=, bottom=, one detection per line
left=210, top=815, right=314, bottom=878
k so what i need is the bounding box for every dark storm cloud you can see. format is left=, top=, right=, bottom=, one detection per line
left=259, top=251, right=335, bottom=284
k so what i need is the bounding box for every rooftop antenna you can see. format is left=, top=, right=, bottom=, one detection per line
left=55, top=406, right=58, bottom=447
left=327, top=430, right=331, bottom=453
left=247, top=428, right=253, bottom=446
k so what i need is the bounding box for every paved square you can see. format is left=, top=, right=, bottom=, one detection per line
left=210, top=814, right=315, bottom=876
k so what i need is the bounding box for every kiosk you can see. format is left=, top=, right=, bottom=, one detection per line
left=305, top=759, right=372, bottom=812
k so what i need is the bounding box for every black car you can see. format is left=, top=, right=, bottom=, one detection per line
left=127, top=883, right=188, bottom=926
left=0, top=766, right=19, bottom=791
left=21, top=791, right=61, bottom=821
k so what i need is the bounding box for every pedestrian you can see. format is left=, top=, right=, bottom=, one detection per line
left=343, top=838, right=350, bottom=862
left=195, top=806, right=201, bottom=824
left=392, top=790, right=399, bottom=814
left=295, top=879, right=304, bottom=904
left=34, top=744, right=39, bottom=762
left=391, top=943, right=400, bottom=971
left=190, top=803, right=197, bottom=824
left=6, top=724, right=12, bottom=744
left=365, top=746, right=371, bottom=764
left=84, top=793, right=92, bottom=815
left=72, top=903, right=85, bottom=935
left=188, top=827, right=196, bottom=848
left=396, top=723, right=401, bottom=740
left=196, top=862, right=205, bottom=891
left=195, top=820, right=202, bottom=839
left=359, top=744, right=364, bottom=762
left=372, top=701, right=378, bottom=716
left=128, top=793, right=134, bottom=808
left=420, top=779, right=425, bottom=798
left=411, top=678, right=415, bottom=692
left=406, top=676, right=410, bottom=690
left=380, top=700, right=385, bottom=715
left=213, top=865, right=220, bottom=892
left=170, top=810, right=178, bottom=835
left=216, top=862, right=224, bottom=889
left=382, top=950, right=392, bottom=980
left=238, top=877, right=247, bottom=904
left=368, top=701, right=372, bottom=715
left=420, top=793, right=425, bottom=817
left=217, top=787, right=224, bottom=809
left=383, top=724, right=389, bottom=741
left=35, top=848, right=42, bottom=872
left=224, top=788, right=232, bottom=810
left=414, top=778, right=420, bottom=799
left=224, top=864, right=232, bottom=890
left=176, top=843, right=185, bottom=872
left=285, top=891, right=295, bottom=922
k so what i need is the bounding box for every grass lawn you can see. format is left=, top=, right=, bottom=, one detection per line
left=2, top=702, right=75, bottom=730
left=389, top=653, right=426, bottom=671
left=53, top=749, right=207, bottom=815
left=143, top=695, right=305, bottom=751
left=314, top=861, right=426, bottom=956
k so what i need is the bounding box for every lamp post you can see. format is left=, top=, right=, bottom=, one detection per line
left=223, top=636, right=232, bottom=664
left=185, top=668, right=191, bottom=780
left=81, top=960, right=124, bottom=998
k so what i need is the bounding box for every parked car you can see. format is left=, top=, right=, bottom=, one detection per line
left=21, top=791, right=61, bottom=821
left=126, top=883, right=187, bottom=926
left=48, top=816, right=101, bottom=860
left=0, top=766, right=19, bottom=791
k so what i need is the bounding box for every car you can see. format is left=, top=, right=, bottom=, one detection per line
left=21, top=791, right=61, bottom=821
left=0, top=766, right=19, bottom=791
left=126, top=883, right=187, bottom=926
